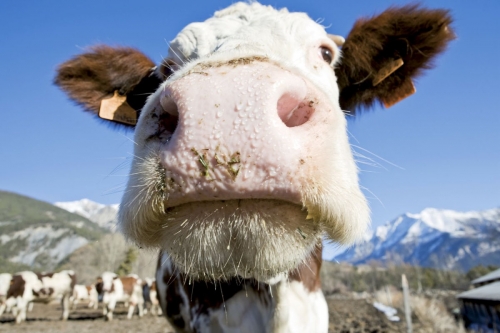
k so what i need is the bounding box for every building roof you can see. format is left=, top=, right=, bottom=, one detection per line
left=457, top=281, right=500, bottom=301
left=472, top=268, right=500, bottom=285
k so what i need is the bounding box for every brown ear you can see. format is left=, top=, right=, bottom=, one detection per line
left=54, top=45, right=162, bottom=127
left=335, top=5, right=455, bottom=114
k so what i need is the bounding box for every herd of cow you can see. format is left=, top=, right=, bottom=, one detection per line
left=0, top=270, right=162, bottom=324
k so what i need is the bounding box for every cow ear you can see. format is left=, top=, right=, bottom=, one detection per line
left=335, top=5, right=455, bottom=114
left=54, top=45, right=163, bottom=128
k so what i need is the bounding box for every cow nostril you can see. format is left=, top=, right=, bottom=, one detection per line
left=277, top=93, right=314, bottom=127
left=160, top=96, right=179, bottom=116
left=159, top=97, right=179, bottom=136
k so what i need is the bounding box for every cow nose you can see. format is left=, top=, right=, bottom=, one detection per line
left=160, top=61, right=311, bottom=141
left=154, top=61, right=327, bottom=208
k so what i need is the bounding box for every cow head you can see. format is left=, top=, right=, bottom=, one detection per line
left=98, top=272, right=117, bottom=293
left=55, top=3, right=453, bottom=282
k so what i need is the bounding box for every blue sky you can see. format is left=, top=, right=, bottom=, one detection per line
left=1, top=0, right=498, bottom=256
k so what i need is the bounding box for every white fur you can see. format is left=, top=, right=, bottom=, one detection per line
left=272, top=281, right=328, bottom=333
left=0, top=273, right=12, bottom=316
left=71, top=284, right=98, bottom=309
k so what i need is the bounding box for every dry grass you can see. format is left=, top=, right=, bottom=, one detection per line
left=374, top=287, right=466, bottom=333
left=411, top=295, right=466, bottom=333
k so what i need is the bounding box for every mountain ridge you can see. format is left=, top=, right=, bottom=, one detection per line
left=0, top=190, right=107, bottom=272
left=334, top=207, right=500, bottom=271
left=54, top=198, right=119, bottom=231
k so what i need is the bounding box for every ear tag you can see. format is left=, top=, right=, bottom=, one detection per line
left=373, top=58, right=404, bottom=86
left=382, top=79, right=416, bottom=108
left=99, top=91, right=137, bottom=125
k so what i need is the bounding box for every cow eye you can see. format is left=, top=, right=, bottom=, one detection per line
left=320, top=46, right=334, bottom=65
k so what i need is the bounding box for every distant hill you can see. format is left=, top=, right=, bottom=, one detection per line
left=334, top=207, right=500, bottom=271
left=54, top=199, right=119, bottom=232
left=0, top=190, right=107, bottom=272
left=53, top=199, right=158, bottom=283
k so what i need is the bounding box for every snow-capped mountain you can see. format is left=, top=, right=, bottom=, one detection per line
left=0, top=191, right=105, bottom=272
left=54, top=199, right=119, bottom=232
left=334, top=208, right=500, bottom=271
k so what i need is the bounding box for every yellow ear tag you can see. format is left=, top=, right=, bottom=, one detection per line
left=382, top=79, right=416, bottom=108
left=99, top=91, right=137, bottom=125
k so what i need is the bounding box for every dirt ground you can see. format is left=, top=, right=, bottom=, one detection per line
left=0, top=302, right=175, bottom=333
left=327, top=298, right=407, bottom=333
left=0, top=297, right=410, bottom=333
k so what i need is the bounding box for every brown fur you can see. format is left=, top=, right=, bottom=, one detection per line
left=336, top=5, right=455, bottom=113
left=120, top=276, right=137, bottom=296
left=7, top=275, right=25, bottom=299
left=54, top=45, right=162, bottom=126
left=69, top=272, right=76, bottom=290
left=95, top=277, right=103, bottom=295
left=289, top=243, right=322, bottom=292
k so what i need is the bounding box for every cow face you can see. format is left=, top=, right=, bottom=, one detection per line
left=99, top=272, right=117, bottom=293
left=120, top=4, right=369, bottom=282
left=55, top=3, right=453, bottom=282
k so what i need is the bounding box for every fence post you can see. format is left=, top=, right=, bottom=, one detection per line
left=402, top=274, right=413, bottom=333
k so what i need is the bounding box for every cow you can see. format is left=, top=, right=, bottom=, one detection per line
left=143, top=278, right=162, bottom=316
left=0, top=273, right=34, bottom=317
left=0, top=273, right=12, bottom=316
left=97, top=272, right=144, bottom=321
left=54, top=2, right=454, bottom=332
left=5, top=270, right=75, bottom=323
left=71, top=284, right=99, bottom=310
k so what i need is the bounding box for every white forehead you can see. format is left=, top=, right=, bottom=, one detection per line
left=102, top=272, right=116, bottom=283
left=169, top=2, right=328, bottom=62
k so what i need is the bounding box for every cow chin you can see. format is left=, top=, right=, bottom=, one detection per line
left=121, top=199, right=323, bottom=282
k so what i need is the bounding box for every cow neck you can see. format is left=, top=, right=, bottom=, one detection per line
left=159, top=240, right=322, bottom=309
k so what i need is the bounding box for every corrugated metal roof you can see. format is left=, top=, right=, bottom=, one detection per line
left=457, top=281, right=500, bottom=301
left=472, top=268, right=500, bottom=285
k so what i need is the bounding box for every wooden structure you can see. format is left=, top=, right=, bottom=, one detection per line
left=458, top=273, right=500, bottom=332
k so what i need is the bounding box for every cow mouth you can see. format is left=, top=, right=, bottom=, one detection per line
left=164, top=197, right=303, bottom=213
left=161, top=198, right=311, bottom=234
left=124, top=198, right=322, bottom=282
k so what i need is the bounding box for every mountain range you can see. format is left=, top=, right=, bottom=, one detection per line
left=334, top=207, right=500, bottom=271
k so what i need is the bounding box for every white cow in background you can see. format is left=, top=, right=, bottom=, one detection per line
left=5, top=270, right=75, bottom=323
left=99, top=272, right=144, bottom=321
left=71, top=284, right=99, bottom=310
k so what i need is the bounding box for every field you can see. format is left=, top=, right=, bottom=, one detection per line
left=0, top=296, right=416, bottom=333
